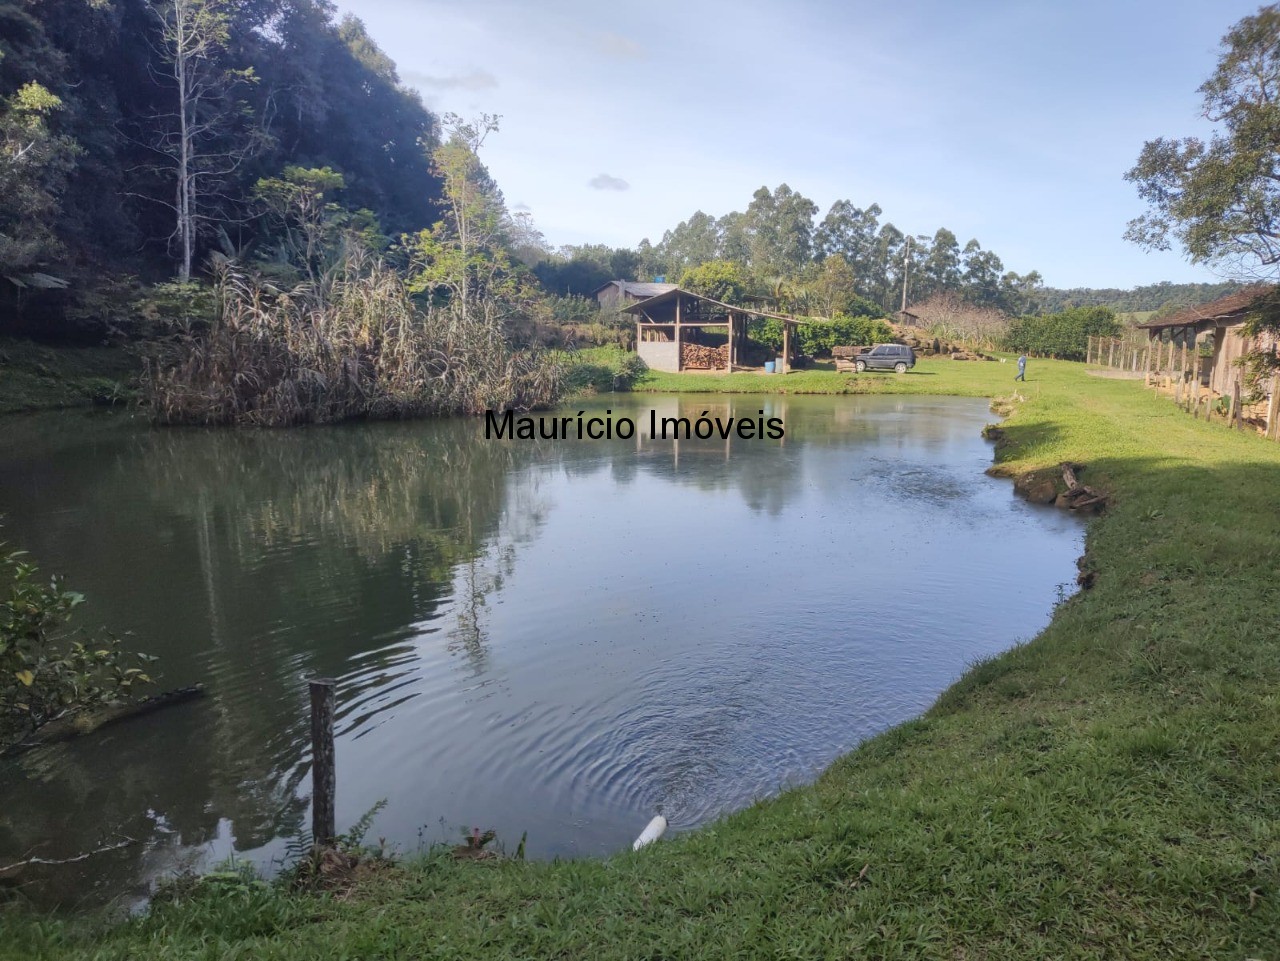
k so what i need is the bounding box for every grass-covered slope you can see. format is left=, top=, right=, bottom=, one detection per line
left=6, top=358, right=1279, bottom=959
left=0, top=338, right=138, bottom=414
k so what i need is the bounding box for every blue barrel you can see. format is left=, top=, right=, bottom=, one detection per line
left=764, top=361, right=776, bottom=374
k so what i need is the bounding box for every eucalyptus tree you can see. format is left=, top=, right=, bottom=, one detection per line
left=814, top=200, right=882, bottom=292
left=741, top=183, right=817, bottom=276
left=655, top=211, right=722, bottom=275
left=920, top=227, right=963, bottom=298
left=962, top=239, right=1005, bottom=308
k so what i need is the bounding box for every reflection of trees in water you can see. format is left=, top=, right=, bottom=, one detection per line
left=0, top=396, right=975, bottom=905
left=1, top=418, right=553, bottom=907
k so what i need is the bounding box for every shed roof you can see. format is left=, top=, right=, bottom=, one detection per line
left=620, top=287, right=811, bottom=324
left=1136, top=285, right=1275, bottom=331
left=591, top=280, right=679, bottom=298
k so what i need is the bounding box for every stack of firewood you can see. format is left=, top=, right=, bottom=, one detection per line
left=681, top=343, right=729, bottom=368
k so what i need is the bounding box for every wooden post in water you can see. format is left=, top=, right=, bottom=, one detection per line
left=309, top=678, right=337, bottom=847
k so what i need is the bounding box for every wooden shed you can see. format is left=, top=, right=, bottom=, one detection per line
left=1137, top=286, right=1278, bottom=397
left=621, top=287, right=807, bottom=374
left=592, top=280, right=678, bottom=313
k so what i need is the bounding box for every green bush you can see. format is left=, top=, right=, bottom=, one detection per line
left=1004, top=306, right=1119, bottom=360
left=748, top=314, right=894, bottom=356
left=564, top=349, right=648, bottom=393
left=1, top=544, right=156, bottom=742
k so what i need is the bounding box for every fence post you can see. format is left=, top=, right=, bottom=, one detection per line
left=1267, top=374, right=1280, bottom=440
left=1232, top=378, right=1242, bottom=430
left=1108, top=340, right=1116, bottom=368
left=309, top=678, right=337, bottom=847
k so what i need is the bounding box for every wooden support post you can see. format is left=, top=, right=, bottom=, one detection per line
left=1144, top=344, right=1153, bottom=386
left=1108, top=340, right=1115, bottom=368
left=1086, top=336, right=1092, bottom=365
left=1233, top=377, right=1243, bottom=430
left=309, top=678, right=336, bottom=847
left=726, top=316, right=733, bottom=373
left=1267, top=374, right=1280, bottom=440
left=781, top=323, right=790, bottom=374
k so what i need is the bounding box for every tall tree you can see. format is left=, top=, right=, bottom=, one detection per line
left=148, top=0, right=260, bottom=281
left=1126, top=5, right=1280, bottom=276
left=655, top=211, right=721, bottom=274
left=814, top=200, right=881, bottom=292
left=0, top=79, right=76, bottom=285
left=962, top=239, right=1004, bottom=307
left=920, top=227, right=962, bottom=298
left=741, top=183, right=817, bottom=275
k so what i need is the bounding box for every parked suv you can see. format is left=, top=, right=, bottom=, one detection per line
left=855, top=343, right=916, bottom=373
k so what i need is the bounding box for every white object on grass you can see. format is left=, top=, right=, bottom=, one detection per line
left=632, top=814, right=668, bottom=850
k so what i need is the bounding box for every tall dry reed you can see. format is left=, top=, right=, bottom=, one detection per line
left=144, top=253, right=563, bottom=426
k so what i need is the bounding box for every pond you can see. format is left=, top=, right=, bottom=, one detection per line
left=0, top=394, right=1084, bottom=907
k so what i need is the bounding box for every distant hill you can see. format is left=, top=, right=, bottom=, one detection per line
left=1033, top=281, right=1244, bottom=316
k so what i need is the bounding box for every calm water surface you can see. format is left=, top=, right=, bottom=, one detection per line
left=0, top=394, right=1084, bottom=907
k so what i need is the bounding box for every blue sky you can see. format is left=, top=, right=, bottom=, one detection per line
left=335, top=0, right=1264, bottom=288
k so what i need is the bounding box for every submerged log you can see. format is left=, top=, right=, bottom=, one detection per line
left=2, top=684, right=205, bottom=757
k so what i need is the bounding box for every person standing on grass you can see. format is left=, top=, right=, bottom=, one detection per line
left=1015, top=353, right=1027, bottom=382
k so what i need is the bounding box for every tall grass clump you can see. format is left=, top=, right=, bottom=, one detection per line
left=144, top=252, right=563, bottom=426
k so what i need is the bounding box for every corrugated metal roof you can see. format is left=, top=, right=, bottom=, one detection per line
left=1136, top=285, right=1275, bottom=330
left=619, top=287, right=810, bottom=324
left=591, top=280, right=679, bottom=298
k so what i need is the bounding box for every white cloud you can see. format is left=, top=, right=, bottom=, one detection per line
left=589, top=173, right=630, bottom=191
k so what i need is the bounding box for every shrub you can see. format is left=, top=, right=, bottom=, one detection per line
left=748, top=314, right=893, bottom=356
left=564, top=350, right=648, bottom=393
left=1, top=544, right=155, bottom=742
left=1004, top=306, right=1119, bottom=360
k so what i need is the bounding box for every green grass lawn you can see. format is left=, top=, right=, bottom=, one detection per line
left=5, top=356, right=1280, bottom=960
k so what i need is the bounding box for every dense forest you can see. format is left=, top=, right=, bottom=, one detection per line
left=1, top=0, right=444, bottom=336
left=1032, top=281, right=1244, bottom=315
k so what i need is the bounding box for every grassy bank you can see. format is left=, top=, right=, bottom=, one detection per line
left=5, top=358, right=1280, bottom=959
left=570, top=344, right=1017, bottom=396
left=0, top=338, right=139, bottom=414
